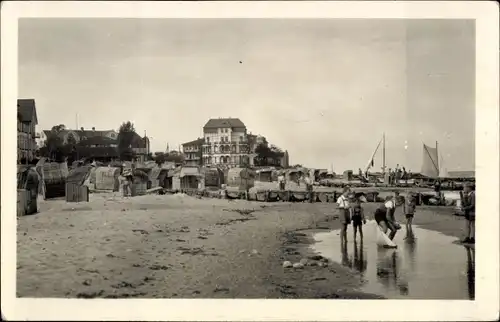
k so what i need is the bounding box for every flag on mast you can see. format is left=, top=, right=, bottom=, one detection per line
left=366, top=136, right=383, bottom=172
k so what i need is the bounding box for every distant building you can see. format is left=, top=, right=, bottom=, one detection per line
left=182, top=138, right=204, bottom=167
left=17, top=99, right=39, bottom=163
left=41, top=127, right=150, bottom=162
left=202, top=118, right=250, bottom=168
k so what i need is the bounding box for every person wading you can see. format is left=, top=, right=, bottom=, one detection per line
left=461, top=183, right=476, bottom=244
left=349, top=193, right=366, bottom=241
left=375, top=194, right=402, bottom=241
left=337, top=187, right=351, bottom=244
left=403, top=192, right=417, bottom=235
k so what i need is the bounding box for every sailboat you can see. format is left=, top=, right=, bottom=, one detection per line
left=365, top=133, right=387, bottom=183
left=421, top=141, right=440, bottom=178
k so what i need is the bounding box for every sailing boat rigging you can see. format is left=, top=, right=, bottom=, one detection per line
left=365, top=133, right=386, bottom=177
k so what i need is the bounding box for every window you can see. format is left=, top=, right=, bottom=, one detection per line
left=206, top=137, right=210, bottom=143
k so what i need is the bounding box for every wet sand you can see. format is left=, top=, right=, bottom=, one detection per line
left=16, top=193, right=466, bottom=299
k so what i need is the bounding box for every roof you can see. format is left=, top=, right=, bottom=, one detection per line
left=203, top=118, right=246, bottom=129
left=75, top=146, right=119, bottom=157
left=66, top=165, right=93, bottom=185
left=42, top=129, right=116, bottom=139
left=17, top=99, right=37, bottom=124
left=182, top=138, right=204, bottom=146
left=78, top=136, right=117, bottom=146
left=180, top=167, right=201, bottom=178
left=42, top=129, right=146, bottom=147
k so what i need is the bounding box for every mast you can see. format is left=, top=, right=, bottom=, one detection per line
left=436, top=140, right=439, bottom=177
left=382, top=133, right=386, bottom=174
left=365, top=136, right=383, bottom=173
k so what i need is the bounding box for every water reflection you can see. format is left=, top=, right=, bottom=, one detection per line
left=353, top=241, right=367, bottom=274
left=312, top=222, right=474, bottom=299
left=404, top=230, right=417, bottom=271
left=465, top=247, right=475, bottom=300
left=340, top=240, right=367, bottom=274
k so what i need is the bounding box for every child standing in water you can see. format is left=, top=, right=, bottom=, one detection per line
left=350, top=193, right=367, bottom=241
left=337, top=187, right=351, bottom=243
left=404, top=192, right=417, bottom=234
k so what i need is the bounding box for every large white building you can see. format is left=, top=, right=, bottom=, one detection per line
left=202, top=118, right=250, bottom=168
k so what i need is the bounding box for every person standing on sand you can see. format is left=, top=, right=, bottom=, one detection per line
left=461, top=183, right=476, bottom=244
left=337, top=187, right=351, bottom=243
left=121, top=167, right=133, bottom=197
left=305, top=174, right=314, bottom=203
left=278, top=173, right=285, bottom=190
left=349, top=193, right=366, bottom=241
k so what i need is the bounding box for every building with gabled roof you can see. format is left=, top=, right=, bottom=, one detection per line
left=202, top=117, right=250, bottom=168
left=17, top=99, right=39, bottom=163
left=41, top=127, right=150, bottom=162
left=203, top=118, right=246, bottom=130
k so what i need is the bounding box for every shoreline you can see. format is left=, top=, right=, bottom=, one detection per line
left=269, top=207, right=386, bottom=299
left=269, top=201, right=468, bottom=300
left=16, top=194, right=466, bottom=299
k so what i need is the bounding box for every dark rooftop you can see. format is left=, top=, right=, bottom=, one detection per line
left=78, top=136, right=117, bottom=146
left=182, top=138, right=204, bottom=146
left=203, top=118, right=246, bottom=129
left=17, top=99, right=38, bottom=124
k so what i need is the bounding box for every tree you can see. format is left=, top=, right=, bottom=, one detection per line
left=117, top=121, right=136, bottom=161
left=67, top=132, right=77, bottom=146
left=51, top=124, right=66, bottom=133
left=254, top=143, right=278, bottom=166
left=43, top=124, right=66, bottom=161
left=165, top=152, right=185, bottom=164
left=154, top=152, right=166, bottom=165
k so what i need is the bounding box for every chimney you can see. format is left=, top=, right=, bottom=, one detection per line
left=92, top=127, right=95, bottom=131
left=80, top=127, right=84, bottom=131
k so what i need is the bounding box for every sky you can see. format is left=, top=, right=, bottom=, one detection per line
left=18, top=18, right=475, bottom=172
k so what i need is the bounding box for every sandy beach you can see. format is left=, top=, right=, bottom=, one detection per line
left=17, top=193, right=466, bottom=299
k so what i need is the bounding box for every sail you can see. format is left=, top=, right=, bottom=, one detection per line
left=422, top=144, right=439, bottom=177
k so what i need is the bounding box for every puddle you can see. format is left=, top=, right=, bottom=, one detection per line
left=311, top=221, right=474, bottom=299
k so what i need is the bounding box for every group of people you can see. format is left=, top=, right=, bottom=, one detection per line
left=336, top=187, right=418, bottom=244
left=336, top=182, right=476, bottom=245
left=277, top=172, right=314, bottom=201
left=358, top=164, right=411, bottom=185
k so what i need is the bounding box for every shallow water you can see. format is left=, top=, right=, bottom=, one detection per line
left=311, top=221, right=475, bottom=299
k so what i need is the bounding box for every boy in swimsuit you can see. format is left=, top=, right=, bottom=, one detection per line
left=404, top=192, right=417, bottom=234
left=337, top=187, right=351, bottom=243
left=374, top=195, right=401, bottom=240
left=349, top=193, right=366, bottom=241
